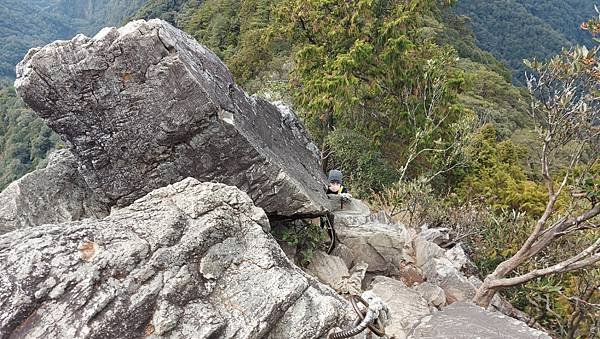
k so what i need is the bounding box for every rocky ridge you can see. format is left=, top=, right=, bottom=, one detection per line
left=302, top=196, right=551, bottom=338
left=0, top=18, right=552, bottom=339
left=0, top=178, right=352, bottom=338
left=0, top=149, right=109, bottom=235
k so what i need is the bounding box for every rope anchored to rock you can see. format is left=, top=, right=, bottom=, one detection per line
left=328, top=291, right=389, bottom=339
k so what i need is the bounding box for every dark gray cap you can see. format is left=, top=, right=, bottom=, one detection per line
left=328, top=169, right=343, bottom=183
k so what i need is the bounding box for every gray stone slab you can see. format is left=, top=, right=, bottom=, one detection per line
left=408, top=301, right=551, bottom=339
left=15, top=19, right=329, bottom=217
left=0, top=149, right=109, bottom=235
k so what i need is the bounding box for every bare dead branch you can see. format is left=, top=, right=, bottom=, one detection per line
left=525, top=204, right=600, bottom=257
left=490, top=238, right=600, bottom=289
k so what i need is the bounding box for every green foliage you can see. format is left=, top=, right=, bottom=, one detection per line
left=0, top=0, right=148, bottom=77
left=323, top=129, right=398, bottom=197
left=180, top=0, right=287, bottom=91
left=270, top=219, right=329, bottom=267
left=458, top=124, right=548, bottom=217
left=279, top=0, right=446, bottom=134
left=451, top=206, right=598, bottom=338
left=0, top=85, right=61, bottom=190
left=132, top=0, right=192, bottom=25
left=273, top=0, right=469, bottom=190
left=182, top=0, right=242, bottom=60
left=436, top=9, right=512, bottom=82
left=471, top=209, right=600, bottom=338
left=375, top=178, right=598, bottom=338
left=455, top=59, right=533, bottom=139
left=370, top=176, right=437, bottom=227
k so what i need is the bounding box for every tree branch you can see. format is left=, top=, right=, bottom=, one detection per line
left=525, top=203, right=600, bottom=258
left=489, top=237, right=600, bottom=289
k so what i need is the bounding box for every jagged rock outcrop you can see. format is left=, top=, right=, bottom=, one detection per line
left=370, top=276, right=431, bottom=339
left=14, top=19, right=328, bottom=217
left=412, top=282, right=446, bottom=308
left=276, top=197, right=551, bottom=338
left=445, top=243, right=478, bottom=275
left=0, top=149, right=109, bottom=235
left=0, top=178, right=352, bottom=338
left=418, top=227, right=450, bottom=246
left=414, top=236, right=476, bottom=303
left=305, top=252, right=369, bottom=295
left=408, top=302, right=552, bottom=339
left=331, top=198, right=414, bottom=275
left=305, top=251, right=350, bottom=291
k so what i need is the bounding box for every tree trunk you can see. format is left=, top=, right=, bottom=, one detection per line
left=321, top=107, right=335, bottom=171
left=473, top=277, right=501, bottom=307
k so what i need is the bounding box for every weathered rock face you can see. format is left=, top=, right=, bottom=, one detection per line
left=0, top=149, right=109, bottom=235
left=412, top=282, right=446, bottom=309
left=0, top=178, right=352, bottom=338
left=414, top=237, right=477, bottom=303
left=421, top=257, right=476, bottom=303
left=370, top=276, right=431, bottom=339
left=336, top=221, right=413, bottom=274
left=418, top=227, right=450, bottom=246
left=414, top=235, right=445, bottom=267
left=332, top=198, right=414, bottom=275
left=15, top=19, right=328, bottom=217
left=305, top=251, right=350, bottom=291
left=408, top=302, right=552, bottom=339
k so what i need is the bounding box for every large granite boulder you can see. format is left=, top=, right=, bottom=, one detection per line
left=305, top=251, right=350, bottom=291
left=414, top=235, right=445, bottom=267
left=0, top=149, right=109, bottom=235
left=421, top=257, right=477, bottom=303
left=331, top=198, right=414, bottom=274
left=408, top=302, right=551, bottom=339
left=414, top=237, right=477, bottom=303
left=0, top=178, right=352, bottom=338
left=14, top=19, right=328, bottom=217
left=412, top=282, right=446, bottom=308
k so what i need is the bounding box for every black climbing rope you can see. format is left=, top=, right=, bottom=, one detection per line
left=320, top=215, right=336, bottom=254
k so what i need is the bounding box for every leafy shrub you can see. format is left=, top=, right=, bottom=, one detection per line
left=270, top=218, right=329, bottom=267
left=369, top=176, right=436, bottom=227
left=458, top=124, right=548, bottom=217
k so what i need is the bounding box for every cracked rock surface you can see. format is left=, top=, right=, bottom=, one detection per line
left=14, top=19, right=328, bottom=217
left=0, top=178, right=351, bottom=338
left=408, top=302, right=552, bottom=339
left=0, top=149, right=109, bottom=235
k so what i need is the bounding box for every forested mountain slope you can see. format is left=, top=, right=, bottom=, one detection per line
left=0, top=85, right=61, bottom=189
left=453, top=0, right=596, bottom=83
left=133, top=0, right=192, bottom=25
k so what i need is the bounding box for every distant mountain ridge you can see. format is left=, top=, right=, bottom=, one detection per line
left=0, top=0, right=147, bottom=78
left=453, top=0, right=596, bottom=83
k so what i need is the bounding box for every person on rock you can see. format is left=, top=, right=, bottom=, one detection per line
left=321, top=169, right=352, bottom=253
left=326, top=169, right=350, bottom=198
